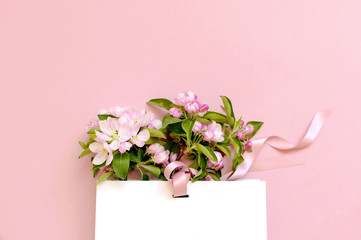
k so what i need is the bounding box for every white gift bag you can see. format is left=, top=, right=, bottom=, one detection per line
left=95, top=180, right=267, bottom=240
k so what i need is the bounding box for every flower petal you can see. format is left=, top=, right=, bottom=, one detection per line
left=99, top=120, right=113, bottom=136
left=131, top=137, right=145, bottom=148
left=93, top=152, right=107, bottom=165
left=109, top=140, right=120, bottom=151
left=117, top=126, right=132, bottom=142
left=137, top=129, right=150, bottom=142
left=119, top=142, right=132, bottom=153
left=89, top=142, right=103, bottom=153
left=106, top=152, right=114, bottom=165
left=95, top=130, right=112, bottom=142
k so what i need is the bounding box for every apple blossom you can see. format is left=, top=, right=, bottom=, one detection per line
left=203, top=120, right=224, bottom=143
left=154, top=150, right=170, bottom=164
left=148, top=143, right=164, bottom=155
left=192, top=121, right=203, bottom=133
left=244, top=124, right=254, bottom=135
left=245, top=141, right=252, bottom=149
left=199, top=104, right=209, bottom=112
left=119, top=142, right=132, bottom=153
left=184, top=101, right=200, bottom=113
left=169, top=107, right=182, bottom=118
left=89, top=142, right=114, bottom=165
left=236, top=131, right=244, bottom=141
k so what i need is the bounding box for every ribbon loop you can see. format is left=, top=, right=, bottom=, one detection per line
left=164, top=162, right=191, bottom=198
left=165, top=109, right=332, bottom=196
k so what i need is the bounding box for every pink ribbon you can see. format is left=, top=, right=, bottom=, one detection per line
left=164, top=162, right=191, bottom=197
left=165, top=109, right=332, bottom=197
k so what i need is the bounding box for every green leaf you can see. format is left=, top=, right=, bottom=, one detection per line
left=191, top=169, right=207, bottom=183
left=145, top=137, right=166, bottom=145
left=129, top=151, right=140, bottom=163
left=147, top=98, right=173, bottom=110
left=170, top=142, right=181, bottom=154
left=168, top=122, right=186, bottom=135
left=194, top=117, right=211, bottom=124
left=221, top=96, right=235, bottom=127
left=234, top=117, right=243, bottom=130
left=87, top=127, right=100, bottom=134
left=141, top=172, right=149, bottom=180
left=137, top=166, right=149, bottom=181
left=137, top=148, right=145, bottom=160
left=79, top=141, right=86, bottom=149
left=198, top=153, right=207, bottom=170
left=142, top=165, right=161, bottom=178
left=230, top=137, right=242, bottom=156
left=113, top=153, right=130, bottom=180
left=232, top=155, right=244, bottom=171
left=208, top=172, right=220, bottom=181
left=188, top=160, right=199, bottom=169
left=196, top=144, right=217, bottom=163
left=181, top=119, right=196, bottom=146
left=97, top=114, right=117, bottom=121
left=216, top=144, right=231, bottom=157
left=146, top=128, right=166, bottom=139
left=162, top=115, right=182, bottom=128
left=246, top=121, right=264, bottom=138
left=203, top=111, right=228, bottom=124
left=79, top=148, right=92, bottom=158
left=97, top=172, right=113, bottom=185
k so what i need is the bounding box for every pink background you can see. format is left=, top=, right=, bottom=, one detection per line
left=1, top=0, right=360, bottom=239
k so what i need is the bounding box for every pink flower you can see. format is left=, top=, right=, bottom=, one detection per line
left=203, top=121, right=224, bottom=143
left=184, top=101, right=200, bottom=113
left=192, top=121, right=203, bottom=133
left=199, top=104, right=209, bottom=112
left=169, top=107, right=182, bottom=118
left=174, top=91, right=198, bottom=106
left=89, top=142, right=113, bottom=165
left=205, top=176, right=211, bottom=181
left=147, top=119, right=162, bottom=130
left=208, top=151, right=224, bottom=170
left=174, top=92, right=188, bottom=106
left=169, top=153, right=178, bottom=162
left=203, top=131, right=214, bottom=142
left=148, top=143, right=164, bottom=155
left=241, top=119, right=245, bottom=126
left=236, top=131, right=244, bottom=141
left=154, top=150, right=170, bottom=164
left=245, top=141, right=252, bottom=149
left=185, top=91, right=197, bottom=102
left=130, top=129, right=150, bottom=147
left=244, top=124, right=254, bottom=135
left=119, top=142, right=132, bottom=153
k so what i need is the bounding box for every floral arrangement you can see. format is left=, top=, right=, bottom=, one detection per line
left=79, top=92, right=263, bottom=184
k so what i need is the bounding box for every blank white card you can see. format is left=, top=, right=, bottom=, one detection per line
left=96, top=180, right=267, bottom=240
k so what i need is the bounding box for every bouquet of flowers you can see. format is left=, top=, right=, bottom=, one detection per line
left=79, top=92, right=263, bottom=184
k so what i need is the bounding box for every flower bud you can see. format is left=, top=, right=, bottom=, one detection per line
left=203, top=131, right=214, bottom=142
left=154, top=150, right=170, bottom=164
left=184, top=101, right=200, bottom=113
left=244, top=124, right=254, bottom=135
left=174, top=92, right=188, bottom=106
left=148, top=143, right=164, bottom=155
left=236, top=131, right=244, bottom=140
left=169, top=107, right=182, bottom=118
left=199, top=104, right=209, bottom=112
left=169, top=153, right=178, bottom=162
left=192, top=121, right=203, bottom=133
left=245, top=141, right=252, bottom=149
left=205, top=176, right=211, bottom=181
